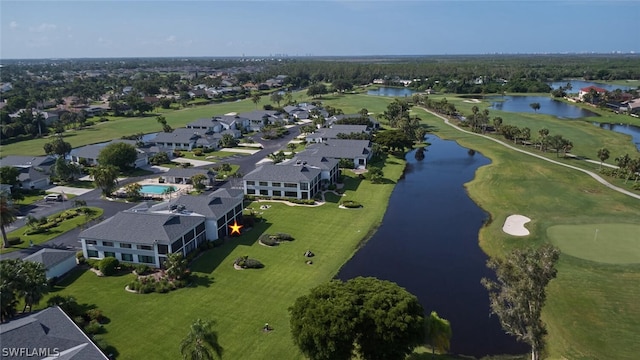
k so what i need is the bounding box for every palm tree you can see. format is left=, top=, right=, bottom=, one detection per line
left=251, top=92, right=261, bottom=108
left=597, top=148, right=610, bottom=169
left=165, top=253, right=188, bottom=280
left=0, top=195, right=18, bottom=248
left=180, top=319, right=223, bottom=360
left=20, top=261, right=48, bottom=312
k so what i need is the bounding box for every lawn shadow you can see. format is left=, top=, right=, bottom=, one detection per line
left=323, top=192, right=342, bottom=204
left=51, top=267, right=88, bottom=289
left=340, top=175, right=362, bottom=192
left=190, top=220, right=272, bottom=274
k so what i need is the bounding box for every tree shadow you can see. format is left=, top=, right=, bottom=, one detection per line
left=340, top=175, right=362, bottom=192
left=189, top=273, right=215, bottom=288
left=189, top=220, right=272, bottom=274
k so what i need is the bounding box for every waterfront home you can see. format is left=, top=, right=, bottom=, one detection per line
left=80, top=188, right=243, bottom=267
left=243, top=163, right=322, bottom=200
left=300, top=139, right=373, bottom=168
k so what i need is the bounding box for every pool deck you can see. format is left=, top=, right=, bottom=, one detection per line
left=117, top=178, right=192, bottom=200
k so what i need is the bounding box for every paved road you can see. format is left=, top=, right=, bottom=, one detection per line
left=1, top=124, right=302, bottom=260
left=420, top=107, right=640, bottom=201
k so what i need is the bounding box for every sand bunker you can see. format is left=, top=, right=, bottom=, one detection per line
left=502, top=215, right=531, bottom=236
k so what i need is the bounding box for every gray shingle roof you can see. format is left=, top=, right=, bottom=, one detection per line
left=244, top=163, right=321, bottom=183
left=0, top=307, right=108, bottom=360
left=70, top=140, right=138, bottom=160
left=149, top=188, right=243, bottom=219
left=24, top=248, right=76, bottom=269
left=152, top=128, right=201, bottom=144
left=1, top=155, right=55, bottom=168
left=239, top=110, right=282, bottom=121
left=300, top=140, right=371, bottom=160
left=309, top=125, right=369, bottom=139
left=79, top=211, right=204, bottom=244
left=282, top=155, right=338, bottom=171
left=186, top=118, right=221, bottom=128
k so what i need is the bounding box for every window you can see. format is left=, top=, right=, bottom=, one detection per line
left=137, top=245, right=153, bottom=251
left=300, top=183, right=309, bottom=190
left=137, top=255, right=155, bottom=264
left=246, top=189, right=255, bottom=195
left=246, top=181, right=255, bottom=186
left=171, top=239, right=183, bottom=253
left=120, top=243, right=132, bottom=249
left=272, top=190, right=282, bottom=196
left=87, top=250, right=99, bottom=258
left=121, top=253, right=133, bottom=262
left=259, top=181, right=268, bottom=186
left=284, top=183, right=297, bottom=188
left=103, top=241, right=114, bottom=247
left=260, top=189, right=268, bottom=196
left=272, top=182, right=281, bottom=187
left=85, top=240, right=97, bottom=245
left=104, top=251, right=116, bottom=258
left=285, top=191, right=297, bottom=197
left=196, top=222, right=206, bottom=234
left=158, top=244, right=169, bottom=255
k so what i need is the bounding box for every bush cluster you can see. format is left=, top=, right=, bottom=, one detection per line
left=99, top=257, right=119, bottom=276
left=128, top=276, right=186, bottom=294
left=341, top=200, right=363, bottom=208
left=234, top=255, right=264, bottom=269
left=23, top=208, right=87, bottom=235
left=6, top=236, right=22, bottom=246
left=259, top=233, right=294, bottom=246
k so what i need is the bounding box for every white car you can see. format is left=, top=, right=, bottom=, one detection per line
left=44, top=194, right=63, bottom=202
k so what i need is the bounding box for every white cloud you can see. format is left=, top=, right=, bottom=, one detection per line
left=9, top=21, right=18, bottom=30
left=166, top=35, right=177, bottom=43
left=30, top=23, right=57, bottom=33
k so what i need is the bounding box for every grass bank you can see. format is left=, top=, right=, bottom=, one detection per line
left=409, top=105, right=640, bottom=360
left=44, top=155, right=406, bottom=359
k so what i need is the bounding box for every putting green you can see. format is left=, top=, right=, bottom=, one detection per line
left=547, top=223, right=640, bottom=264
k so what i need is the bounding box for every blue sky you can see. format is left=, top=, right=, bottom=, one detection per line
left=1, top=1, right=638, bottom=59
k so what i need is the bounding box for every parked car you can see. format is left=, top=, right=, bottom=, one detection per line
left=44, top=194, right=63, bottom=202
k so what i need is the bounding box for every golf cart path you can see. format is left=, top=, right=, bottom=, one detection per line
left=420, top=107, right=640, bottom=201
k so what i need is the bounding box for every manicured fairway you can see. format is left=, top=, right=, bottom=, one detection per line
left=547, top=223, right=640, bottom=264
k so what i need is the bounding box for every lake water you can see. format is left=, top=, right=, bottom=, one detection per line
left=336, top=136, right=528, bottom=357
left=367, top=86, right=417, bottom=97
left=549, top=80, right=637, bottom=92
left=489, top=95, right=598, bottom=119
left=594, top=123, right=640, bottom=151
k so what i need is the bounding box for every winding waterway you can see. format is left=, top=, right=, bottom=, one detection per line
left=336, top=136, right=528, bottom=357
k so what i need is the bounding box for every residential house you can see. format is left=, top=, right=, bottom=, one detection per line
left=152, top=128, right=221, bottom=151
left=306, top=125, right=370, bottom=143
left=239, top=110, right=286, bottom=131
left=24, top=248, right=77, bottom=280
left=300, top=139, right=373, bottom=168
left=281, top=155, right=339, bottom=185
left=69, top=140, right=148, bottom=168
left=578, top=85, right=607, bottom=101
left=80, top=188, right=244, bottom=267
left=243, top=163, right=322, bottom=200
left=0, top=155, right=56, bottom=190
left=185, top=115, right=247, bottom=136
left=0, top=306, right=109, bottom=360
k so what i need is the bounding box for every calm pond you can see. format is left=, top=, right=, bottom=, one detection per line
left=489, top=95, right=598, bottom=119
left=336, top=136, right=528, bottom=357
left=549, top=80, right=637, bottom=92
left=367, top=86, right=416, bottom=97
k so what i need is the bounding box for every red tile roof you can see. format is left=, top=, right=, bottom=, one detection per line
left=580, top=85, right=607, bottom=93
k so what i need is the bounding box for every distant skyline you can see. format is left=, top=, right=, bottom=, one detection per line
left=1, top=0, right=638, bottom=59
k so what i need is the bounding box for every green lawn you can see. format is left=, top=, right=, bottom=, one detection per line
left=1, top=207, right=104, bottom=253
left=44, top=156, right=405, bottom=360
left=547, top=223, right=640, bottom=264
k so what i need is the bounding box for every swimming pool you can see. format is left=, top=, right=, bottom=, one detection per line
left=140, top=185, right=177, bottom=195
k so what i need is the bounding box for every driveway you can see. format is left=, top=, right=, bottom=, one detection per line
left=172, top=157, right=215, bottom=167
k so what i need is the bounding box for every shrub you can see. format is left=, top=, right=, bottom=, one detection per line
left=84, top=320, right=103, bottom=335
left=275, top=233, right=294, bottom=241
left=173, top=151, right=183, bottom=158
left=328, top=184, right=337, bottom=190
left=99, top=257, right=119, bottom=276
left=193, top=149, right=203, bottom=156
left=244, top=258, right=264, bottom=269
left=341, top=200, right=362, bottom=208
left=6, top=236, right=22, bottom=246
left=135, top=264, right=151, bottom=275
left=259, top=233, right=278, bottom=246
left=86, top=309, right=105, bottom=323
left=86, top=259, right=100, bottom=269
